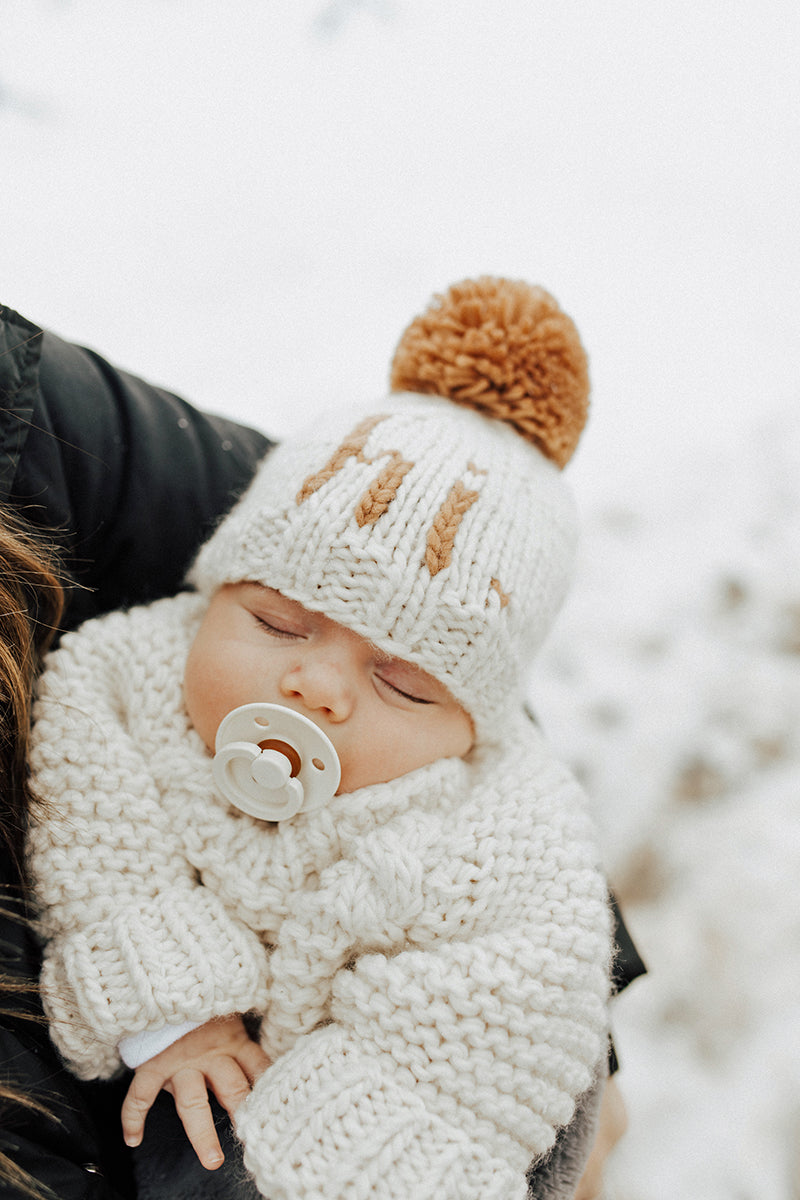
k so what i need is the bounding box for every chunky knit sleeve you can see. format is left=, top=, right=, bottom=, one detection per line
left=235, top=739, right=613, bottom=1199
left=27, top=598, right=271, bottom=1080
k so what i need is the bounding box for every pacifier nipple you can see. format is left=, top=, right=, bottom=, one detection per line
left=212, top=703, right=341, bottom=822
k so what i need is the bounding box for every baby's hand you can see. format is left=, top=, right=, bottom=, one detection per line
left=121, top=1014, right=270, bottom=1170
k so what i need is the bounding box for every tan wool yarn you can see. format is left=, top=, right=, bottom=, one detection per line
left=389, top=277, right=589, bottom=469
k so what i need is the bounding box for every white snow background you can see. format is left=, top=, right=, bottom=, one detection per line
left=3, top=2, right=800, bottom=1196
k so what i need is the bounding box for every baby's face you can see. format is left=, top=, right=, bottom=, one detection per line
left=184, top=583, right=473, bottom=794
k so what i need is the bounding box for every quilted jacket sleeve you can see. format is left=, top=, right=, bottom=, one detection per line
left=235, top=749, right=613, bottom=1200
left=26, top=602, right=271, bottom=1080
left=1, top=303, right=272, bottom=630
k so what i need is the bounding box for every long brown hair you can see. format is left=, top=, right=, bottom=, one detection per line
left=1, top=504, right=65, bottom=1198
left=0, top=504, right=65, bottom=883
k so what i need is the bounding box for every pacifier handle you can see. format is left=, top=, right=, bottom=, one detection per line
left=212, top=703, right=341, bottom=822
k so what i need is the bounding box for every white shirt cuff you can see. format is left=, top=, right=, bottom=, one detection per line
left=118, top=1020, right=204, bottom=1068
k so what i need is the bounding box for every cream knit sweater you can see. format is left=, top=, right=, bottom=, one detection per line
left=28, top=592, right=612, bottom=1200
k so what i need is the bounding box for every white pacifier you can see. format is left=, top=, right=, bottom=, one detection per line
left=212, top=702, right=341, bottom=822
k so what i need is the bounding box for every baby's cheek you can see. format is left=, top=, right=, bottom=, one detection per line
left=183, top=650, right=220, bottom=751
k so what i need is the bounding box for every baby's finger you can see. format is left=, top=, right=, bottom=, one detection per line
left=206, top=1057, right=256, bottom=1119
left=169, top=1069, right=225, bottom=1170
left=121, top=1069, right=164, bottom=1147
left=237, top=1037, right=271, bottom=1084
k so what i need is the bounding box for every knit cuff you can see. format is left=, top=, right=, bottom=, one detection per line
left=235, top=1026, right=529, bottom=1200
left=42, top=887, right=270, bottom=1078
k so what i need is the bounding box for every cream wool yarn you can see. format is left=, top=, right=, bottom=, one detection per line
left=27, top=593, right=612, bottom=1199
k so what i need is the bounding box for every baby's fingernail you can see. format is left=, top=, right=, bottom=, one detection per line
left=206, top=1152, right=225, bottom=1170
left=124, top=1135, right=141, bottom=1148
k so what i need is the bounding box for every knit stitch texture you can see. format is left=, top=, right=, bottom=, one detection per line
left=190, top=393, right=578, bottom=747
left=28, top=593, right=612, bottom=1198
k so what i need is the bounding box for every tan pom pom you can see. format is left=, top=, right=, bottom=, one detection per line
left=389, top=277, right=589, bottom=468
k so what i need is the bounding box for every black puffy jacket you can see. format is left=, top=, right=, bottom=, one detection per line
left=1, top=307, right=272, bottom=630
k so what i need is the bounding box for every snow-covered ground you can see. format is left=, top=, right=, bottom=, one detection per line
left=532, top=412, right=800, bottom=1197
left=3, top=3, right=800, bottom=1196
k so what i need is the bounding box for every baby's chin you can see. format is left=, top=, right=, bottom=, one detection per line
left=335, top=768, right=381, bottom=796
left=335, top=757, right=404, bottom=795
left=335, top=758, right=435, bottom=796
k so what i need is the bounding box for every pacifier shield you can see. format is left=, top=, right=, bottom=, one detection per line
left=212, top=703, right=341, bottom=821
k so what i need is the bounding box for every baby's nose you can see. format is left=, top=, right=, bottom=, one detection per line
left=279, top=660, right=354, bottom=722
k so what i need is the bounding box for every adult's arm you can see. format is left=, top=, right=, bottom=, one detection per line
left=0, top=305, right=272, bottom=629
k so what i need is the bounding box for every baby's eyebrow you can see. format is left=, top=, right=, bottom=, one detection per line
left=368, top=641, right=403, bottom=666
left=248, top=585, right=307, bottom=615
left=374, top=652, right=428, bottom=681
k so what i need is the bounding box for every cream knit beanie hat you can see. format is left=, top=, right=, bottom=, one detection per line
left=190, top=277, right=589, bottom=744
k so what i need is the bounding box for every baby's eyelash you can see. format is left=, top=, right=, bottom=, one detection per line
left=378, top=675, right=432, bottom=705
left=253, top=614, right=298, bottom=640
